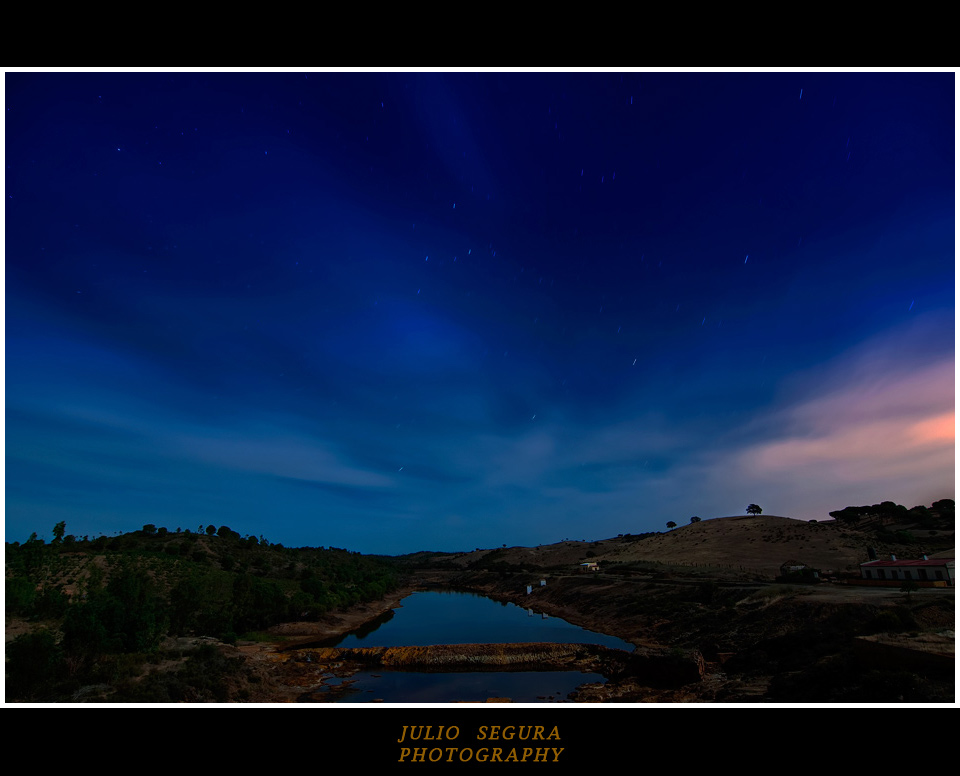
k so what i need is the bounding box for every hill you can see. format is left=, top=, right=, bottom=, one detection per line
left=5, top=526, right=403, bottom=702
left=398, top=511, right=954, bottom=702
left=6, top=503, right=954, bottom=703
left=415, top=513, right=955, bottom=579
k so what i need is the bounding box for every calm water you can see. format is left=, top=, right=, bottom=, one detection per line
left=312, top=589, right=633, bottom=703
left=328, top=669, right=606, bottom=703
left=334, top=589, right=634, bottom=650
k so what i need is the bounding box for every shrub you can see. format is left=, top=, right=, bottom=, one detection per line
left=6, top=578, right=36, bottom=615
left=5, top=629, right=67, bottom=700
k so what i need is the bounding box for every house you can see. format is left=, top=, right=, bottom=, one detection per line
left=779, top=560, right=807, bottom=576
left=858, top=555, right=954, bottom=587
left=579, top=562, right=599, bottom=573
left=777, top=560, right=820, bottom=583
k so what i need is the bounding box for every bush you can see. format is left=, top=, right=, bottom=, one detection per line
left=62, top=566, right=167, bottom=657
left=867, top=607, right=918, bottom=634
left=6, top=578, right=36, bottom=615
left=112, top=644, right=242, bottom=702
left=34, top=586, right=70, bottom=619
left=6, top=629, right=67, bottom=700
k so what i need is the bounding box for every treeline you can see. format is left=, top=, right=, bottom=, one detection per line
left=828, top=498, right=954, bottom=530
left=5, top=523, right=401, bottom=701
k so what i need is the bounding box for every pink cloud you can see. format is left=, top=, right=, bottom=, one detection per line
left=907, top=411, right=955, bottom=446
left=736, top=354, right=954, bottom=499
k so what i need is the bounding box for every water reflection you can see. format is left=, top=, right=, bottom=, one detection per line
left=296, top=590, right=633, bottom=702
left=333, top=589, right=634, bottom=651
left=329, top=670, right=605, bottom=704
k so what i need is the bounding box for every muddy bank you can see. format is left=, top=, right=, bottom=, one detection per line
left=266, top=641, right=704, bottom=703
left=400, top=569, right=954, bottom=702
left=234, top=570, right=953, bottom=702
left=235, top=582, right=705, bottom=702
left=262, top=584, right=419, bottom=645
left=286, top=642, right=700, bottom=685
left=290, top=642, right=616, bottom=676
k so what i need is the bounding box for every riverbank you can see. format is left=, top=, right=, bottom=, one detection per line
left=430, top=569, right=954, bottom=701
left=231, top=579, right=708, bottom=703
left=226, top=584, right=421, bottom=702
left=222, top=567, right=953, bottom=703
left=228, top=581, right=652, bottom=702
left=265, top=584, right=420, bottom=646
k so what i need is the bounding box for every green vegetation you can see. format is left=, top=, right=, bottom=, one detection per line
left=5, top=523, right=401, bottom=702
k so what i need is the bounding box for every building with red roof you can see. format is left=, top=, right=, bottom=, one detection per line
left=859, top=555, right=954, bottom=586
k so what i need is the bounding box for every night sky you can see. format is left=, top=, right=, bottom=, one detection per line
left=4, top=70, right=955, bottom=555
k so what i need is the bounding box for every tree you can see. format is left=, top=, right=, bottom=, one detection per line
left=217, top=525, right=240, bottom=540
left=666, top=521, right=677, bottom=529
left=22, top=533, right=46, bottom=580
left=142, top=524, right=157, bottom=535
left=746, top=504, right=762, bottom=515
left=206, top=525, right=217, bottom=536
left=900, top=580, right=919, bottom=600
left=52, top=521, right=66, bottom=545
left=829, top=506, right=863, bottom=524
left=689, top=516, right=701, bottom=523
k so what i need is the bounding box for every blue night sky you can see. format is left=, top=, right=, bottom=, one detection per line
left=4, top=70, right=955, bottom=554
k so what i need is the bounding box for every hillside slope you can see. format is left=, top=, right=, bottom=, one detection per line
left=425, top=515, right=954, bottom=578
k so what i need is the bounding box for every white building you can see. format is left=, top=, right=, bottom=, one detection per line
left=858, top=556, right=954, bottom=586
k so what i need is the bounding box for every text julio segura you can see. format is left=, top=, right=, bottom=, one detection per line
left=397, top=725, right=564, bottom=763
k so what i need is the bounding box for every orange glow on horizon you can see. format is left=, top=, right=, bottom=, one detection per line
left=908, top=411, right=955, bottom=446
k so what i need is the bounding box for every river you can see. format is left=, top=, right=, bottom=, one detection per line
left=304, top=589, right=634, bottom=703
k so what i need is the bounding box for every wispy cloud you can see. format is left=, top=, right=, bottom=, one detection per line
left=174, top=432, right=399, bottom=489
left=726, top=327, right=954, bottom=515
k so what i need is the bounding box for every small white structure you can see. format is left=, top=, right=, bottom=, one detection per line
left=780, top=560, right=807, bottom=575
left=579, top=562, right=599, bottom=573
left=540, top=579, right=546, bottom=586
left=859, top=556, right=954, bottom=586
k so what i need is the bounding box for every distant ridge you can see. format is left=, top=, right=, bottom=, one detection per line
left=424, top=513, right=954, bottom=578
